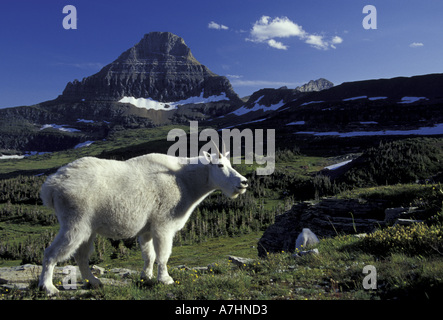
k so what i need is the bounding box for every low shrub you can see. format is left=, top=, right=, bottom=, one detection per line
left=360, top=223, right=443, bottom=256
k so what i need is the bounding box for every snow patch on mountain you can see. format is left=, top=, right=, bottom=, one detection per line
left=295, top=123, right=443, bottom=137
left=368, top=96, right=387, bottom=101
left=119, top=91, right=228, bottom=111
left=343, top=96, right=367, bottom=101
left=74, top=141, right=95, bottom=149
left=77, top=119, right=95, bottom=123
left=398, top=96, right=428, bottom=104
left=300, top=101, right=324, bottom=106
left=231, top=97, right=285, bottom=116
left=40, top=124, right=80, bottom=133
left=0, top=154, right=24, bottom=160
left=119, top=97, right=174, bottom=110
left=287, top=121, right=306, bottom=125
left=325, top=160, right=353, bottom=170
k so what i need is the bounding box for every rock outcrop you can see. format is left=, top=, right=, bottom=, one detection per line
left=296, top=78, right=334, bottom=92
left=257, top=198, right=386, bottom=257
left=0, top=264, right=135, bottom=292
left=257, top=198, right=430, bottom=257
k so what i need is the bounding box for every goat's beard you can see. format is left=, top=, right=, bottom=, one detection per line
left=228, top=187, right=247, bottom=199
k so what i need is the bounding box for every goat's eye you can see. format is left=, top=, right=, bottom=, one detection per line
left=218, top=164, right=224, bottom=168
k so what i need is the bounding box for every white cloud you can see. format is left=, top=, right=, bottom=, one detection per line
left=247, top=16, right=343, bottom=51
left=226, top=74, right=243, bottom=79
left=330, top=36, right=343, bottom=49
left=409, top=42, right=424, bottom=48
left=249, top=16, right=306, bottom=42
left=332, top=36, right=343, bottom=44
left=208, top=21, right=229, bottom=30
left=54, top=62, right=104, bottom=70
left=267, top=39, right=288, bottom=50
left=229, top=78, right=303, bottom=88
left=304, top=34, right=345, bottom=50
left=305, top=35, right=328, bottom=50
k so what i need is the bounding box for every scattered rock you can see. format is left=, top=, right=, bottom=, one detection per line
left=228, top=256, right=254, bottom=267
left=0, top=264, right=140, bottom=292
left=91, top=265, right=105, bottom=275
left=385, top=207, right=425, bottom=224
left=192, top=266, right=209, bottom=272
left=176, top=265, right=190, bottom=271
left=0, top=264, right=79, bottom=291
left=393, top=219, right=424, bottom=226
left=293, top=248, right=319, bottom=258
left=354, top=233, right=368, bottom=238
left=108, top=268, right=138, bottom=278
left=0, top=264, right=42, bottom=285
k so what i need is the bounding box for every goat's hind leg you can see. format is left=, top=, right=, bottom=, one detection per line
left=39, top=226, right=90, bottom=295
left=139, top=232, right=155, bottom=280
left=74, top=232, right=102, bottom=289
left=153, top=231, right=174, bottom=285
left=39, top=251, right=59, bottom=295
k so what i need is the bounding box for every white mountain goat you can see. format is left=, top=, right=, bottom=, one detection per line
left=38, top=146, right=248, bottom=295
left=295, top=228, right=319, bottom=251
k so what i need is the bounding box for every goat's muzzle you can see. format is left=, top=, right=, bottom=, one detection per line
left=236, top=179, right=248, bottom=192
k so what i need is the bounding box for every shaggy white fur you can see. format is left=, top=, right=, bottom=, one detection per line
left=295, top=228, right=319, bottom=251
left=38, top=151, right=248, bottom=295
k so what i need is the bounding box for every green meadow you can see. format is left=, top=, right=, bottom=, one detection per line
left=1, top=128, right=442, bottom=300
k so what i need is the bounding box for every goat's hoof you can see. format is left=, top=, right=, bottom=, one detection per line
left=159, top=276, right=174, bottom=285
left=39, top=284, right=60, bottom=296
left=140, top=271, right=153, bottom=280
left=85, top=278, right=103, bottom=289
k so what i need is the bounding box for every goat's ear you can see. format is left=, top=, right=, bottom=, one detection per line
left=203, top=151, right=212, bottom=164
left=224, top=151, right=230, bottom=157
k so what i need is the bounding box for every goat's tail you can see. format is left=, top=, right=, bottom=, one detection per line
left=40, top=180, right=55, bottom=210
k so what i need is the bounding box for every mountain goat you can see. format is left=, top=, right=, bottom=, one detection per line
left=295, top=228, right=319, bottom=251
left=38, top=147, right=248, bottom=295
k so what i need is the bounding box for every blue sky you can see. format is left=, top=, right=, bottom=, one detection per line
left=1, top=0, right=442, bottom=108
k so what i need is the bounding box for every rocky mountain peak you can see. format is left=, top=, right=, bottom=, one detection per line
left=117, top=32, right=199, bottom=65
left=296, top=78, right=334, bottom=92
left=60, top=32, right=240, bottom=103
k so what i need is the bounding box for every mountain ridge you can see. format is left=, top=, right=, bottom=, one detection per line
left=0, top=31, right=442, bottom=154
left=295, top=73, right=443, bottom=104
left=210, top=72, right=443, bottom=145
